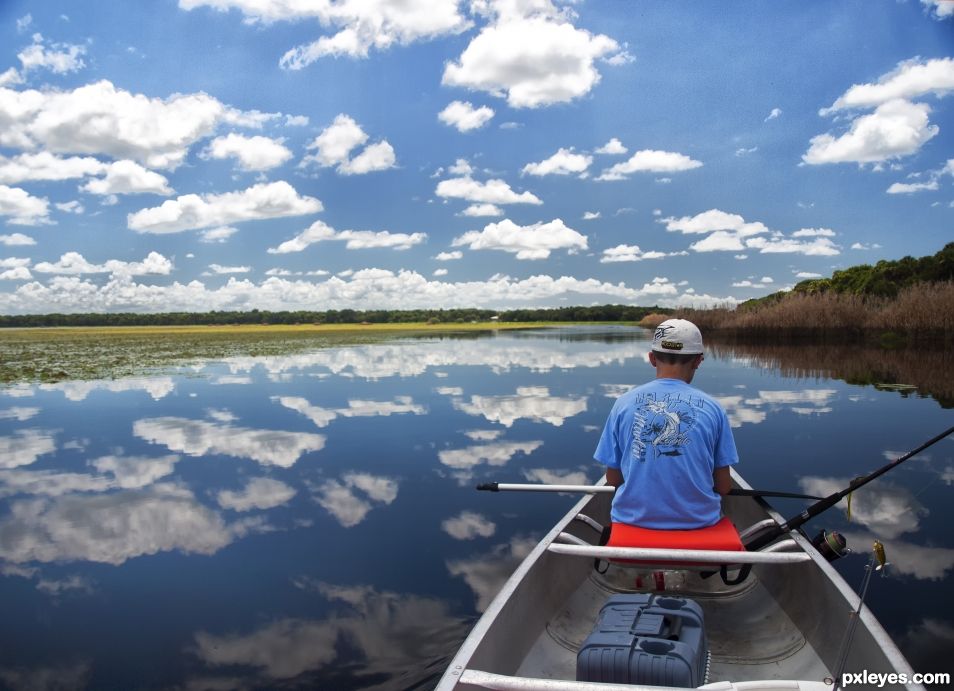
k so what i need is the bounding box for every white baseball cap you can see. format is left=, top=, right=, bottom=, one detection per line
left=651, top=318, right=704, bottom=355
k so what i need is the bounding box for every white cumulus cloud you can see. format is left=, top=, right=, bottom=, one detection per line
left=0, top=268, right=731, bottom=314
left=435, top=176, right=541, bottom=205
left=596, top=149, right=702, bottom=180
left=0, top=80, right=267, bottom=170
left=803, top=99, right=939, bottom=165
left=17, top=34, right=87, bottom=74
left=438, top=100, right=494, bottom=132
left=442, top=8, right=619, bottom=108
left=207, top=264, right=250, bottom=275
left=822, top=57, right=954, bottom=113
left=886, top=179, right=940, bottom=194
left=921, top=0, right=954, bottom=18
left=452, top=218, right=587, bottom=260
left=600, top=244, right=675, bottom=263
left=301, top=114, right=395, bottom=174
left=595, top=138, right=627, bottom=155
left=200, top=226, right=239, bottom=243
left=81, top=160, right=173, bottom=196
left=0, top=185, right=50, bottom=225
left=521, top=148, right=592, bottom=176
left=268, top=220, right=425, bottom=254
left=0, top=152, right=105, bottom=184
left=203, top=133, right=293, bottom=171
left=0, top=233, right=35, bottom=246
left=128, top=181, right=322, bottom=234
left=33, top=251, right=173, bottom=277
left=460, top=203, right=504, bottom=217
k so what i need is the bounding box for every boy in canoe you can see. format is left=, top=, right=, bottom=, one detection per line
left=594, top=318, right=739, bottom=534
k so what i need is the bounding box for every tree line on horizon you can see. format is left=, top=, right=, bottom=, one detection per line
left=0, top=304, right=666, bottom=328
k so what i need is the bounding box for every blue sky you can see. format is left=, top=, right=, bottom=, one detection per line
left=0, top=0, right=952, bottom=314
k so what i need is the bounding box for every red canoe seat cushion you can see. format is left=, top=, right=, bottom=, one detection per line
left=607, top=516, right=745, bottom=558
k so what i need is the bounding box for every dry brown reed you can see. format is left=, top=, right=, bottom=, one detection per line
left=676, top=281, right=954, bottom=344
left=636, top=312, right=670, bottom=328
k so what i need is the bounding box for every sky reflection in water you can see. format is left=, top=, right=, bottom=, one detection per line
left=0, top=326, right=952, bottom=689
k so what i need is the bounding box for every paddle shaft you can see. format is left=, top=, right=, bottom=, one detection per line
left=745, top=424, right=954, bottom=551
left=476, top=483, right=613, bottom=493
left=476, top=482, right=822, bottom=500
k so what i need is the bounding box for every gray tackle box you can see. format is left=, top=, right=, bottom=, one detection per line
left=576, top=593, right=709, bottom=687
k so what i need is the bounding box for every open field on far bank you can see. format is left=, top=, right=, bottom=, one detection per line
left=0, top=321, right=569, bottom=385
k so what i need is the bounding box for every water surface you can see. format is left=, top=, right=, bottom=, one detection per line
left=1, top=326, right=952, bottom=689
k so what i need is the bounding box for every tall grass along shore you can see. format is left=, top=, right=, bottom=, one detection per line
left=676, top=281, right=954, bottom=346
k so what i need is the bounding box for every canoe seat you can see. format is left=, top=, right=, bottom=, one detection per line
left=607, top=517, right=744, bottom=552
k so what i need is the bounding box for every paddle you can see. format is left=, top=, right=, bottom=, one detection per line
left=476, top=482, right=824, bottom=501
left=744, top=424, right=954, bottom=551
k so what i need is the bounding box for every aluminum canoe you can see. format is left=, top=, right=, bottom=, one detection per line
left=436, top=469, right=922, bottom=691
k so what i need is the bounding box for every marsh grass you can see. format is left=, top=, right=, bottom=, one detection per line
left=0, top=322, right=541, bottom=385
left=678, top=281, right=954, bottom=345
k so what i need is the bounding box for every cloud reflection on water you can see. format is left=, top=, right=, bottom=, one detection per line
left=522, top=467, right=591, bottom=486
left=798, top=476, right=926, bottom=538
left=441, top=511, right=496, bottom=540
left=217, top=477, right=297, bottom=512
left=0, top=430, right=56, bottom=469
left=451, top=386, right=587, bottom=427
left=0, top=407, right=39, bottom=421
left=840, top=531, right=954, bottom=581
left=715, top=389, right=837, bottom=427
left=0, top=661, right=90, bottom=691
left=192, top=581, right=470, bottom=690
left=446, top=535, right=538, bottom=612
left=134, top=417, right=325, bottom=467
left=308, top=472, right=399, bottom=527
left=218, top=336, right=643, bottom=381
left=0, top=484, right=261, bottom=565
left=274, top=395, right=425, bottom=429
left=39, top=376, right=175, bottom=401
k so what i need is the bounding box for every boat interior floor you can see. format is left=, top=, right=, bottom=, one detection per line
left=516, top=566, right=833, bottom=685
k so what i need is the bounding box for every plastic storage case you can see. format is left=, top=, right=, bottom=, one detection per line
left=576, top=593, right=708, bottom=687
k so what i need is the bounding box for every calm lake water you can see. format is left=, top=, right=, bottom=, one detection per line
left=1, top=326, right=952, bottom=690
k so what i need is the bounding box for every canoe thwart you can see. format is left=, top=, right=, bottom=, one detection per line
left=459, top=669, right=833, bottom=690
left=548, top=538, right=812, bottom=565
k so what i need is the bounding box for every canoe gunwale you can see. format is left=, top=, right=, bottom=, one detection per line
left=459, top=669, right=835, bottom=690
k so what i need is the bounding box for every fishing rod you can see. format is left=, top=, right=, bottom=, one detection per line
left=745, top=424, right=954, bottom=552
left=476, top=482, right=824, bottom=501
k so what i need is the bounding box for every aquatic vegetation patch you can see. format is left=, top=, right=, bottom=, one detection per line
left=0, top=323, right=538, bottom=385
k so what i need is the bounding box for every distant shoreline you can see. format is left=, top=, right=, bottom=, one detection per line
left=0, top=321, right=553, bottom=336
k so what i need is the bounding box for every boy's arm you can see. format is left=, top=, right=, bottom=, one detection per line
left=713, top=465, right=731, bottom=495
left=606, top=467, right=624, bottom=488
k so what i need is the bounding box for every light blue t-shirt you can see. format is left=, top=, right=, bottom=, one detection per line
left=594, top=378, right=739, bottom=529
